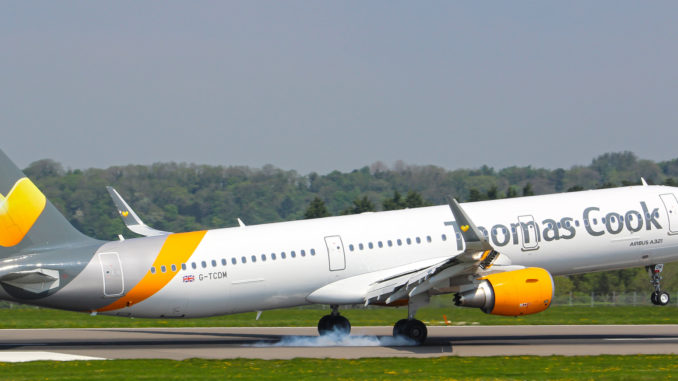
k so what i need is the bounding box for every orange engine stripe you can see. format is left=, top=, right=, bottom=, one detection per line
left=97, top=230, right=207, bottom=312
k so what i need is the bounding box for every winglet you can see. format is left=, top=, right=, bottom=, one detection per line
left=446, top=196, right=493, bottom=253
left=641, top=177, right=648, bottom=186
left=106, top=186, right=170, bottom=237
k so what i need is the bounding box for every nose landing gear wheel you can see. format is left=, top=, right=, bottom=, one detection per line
left=652, top=291, right=671, bottom=306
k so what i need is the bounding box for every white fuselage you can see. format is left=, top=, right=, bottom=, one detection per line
left=77, top=185, right=678, bottom=318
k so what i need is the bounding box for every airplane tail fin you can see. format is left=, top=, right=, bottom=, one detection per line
left=0, top=149, right=95, bottom=258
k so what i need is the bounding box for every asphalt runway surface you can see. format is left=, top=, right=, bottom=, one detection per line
left=1, top=325, right=678, bottom=361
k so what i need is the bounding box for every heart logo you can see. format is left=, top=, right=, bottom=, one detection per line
left=121, top=211, right=129, bottom=217
left=460, top=225, right=469, bottom=232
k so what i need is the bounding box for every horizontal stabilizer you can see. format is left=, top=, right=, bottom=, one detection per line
left=106, top=186, right=170, bottom=237
left=0, top=268, right=60, bottom=294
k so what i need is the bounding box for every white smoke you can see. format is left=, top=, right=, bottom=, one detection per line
left=251, top=327, right=417, bottom=347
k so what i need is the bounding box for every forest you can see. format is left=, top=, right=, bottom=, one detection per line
left=22, top=151, right=678, bottom=296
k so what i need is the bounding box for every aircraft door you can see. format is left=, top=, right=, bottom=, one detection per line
left=99, top=252, right=125, bottom=297
left=324, top=235, right=346, bottom=271
left=517, top=215, right=540, bottom=251
left=659, top=194, right=678, bottom=235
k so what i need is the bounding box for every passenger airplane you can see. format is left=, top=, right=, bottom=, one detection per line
left=0, top=149, right=675, bottom=344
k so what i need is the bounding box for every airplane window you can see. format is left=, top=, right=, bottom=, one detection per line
left=557, top=222, right=561, bottom=228
left=406, top=238, right=412, bottom=245
left=619, top=216, right=624, bottom=222
left=271, top=253, right=277, bottom=260
left=171, top=264, right=177, bottom=272
left=456, top=233, right=461, bottom=240
left=241, top=256, right=247, bottom=263
left=311, top=249, right=316, bottom=255
left=368, top=242, right=373, bottom=249
left=397, top=239, right=402, bottom=246
left=378, top=241, right=383, bottom=248
left=602, top=218, right=606, bottom=224
left=628, top=215, right=633, bottom=221
left=593, top=218, right=598, bottom=224
left=231, top=258, right=237, bottom=265
left=181, top=263, right=187, bottom=271
left=387, top=240, right=393, bottom=247
left=359, top=243, right=364, bottom=250
left=547, top=223, right=552, bottom=228
left=291, top=251, right=296, bottom=258
left=654, top=211, right=659, bottom=218
left=349, top=244, right=354, bottom=251
left=426, top=236, right=432, bottom=243
left=441, top=234, right=447, bottom=241
left=192, top=262, right=197, bottom=269
left=150, top=267, right=156, bottom=274
left=221, top=258, right=227, bottom=266
left=201, top=261, right=207, bottom=268
left=575, top=220, right=580, bottom=227
left=161, top=265, right=166, bottom=273
left=211, top=260, right=217, bottom=267
left=281, top=252, right=286, bottom=259
left=302, top=249, right=307, bottom=256
left=261, top=254, right=266, bottom=262
left=251, top=255, right=256, bottom=263
left=415, top=237, right=421, bottom=244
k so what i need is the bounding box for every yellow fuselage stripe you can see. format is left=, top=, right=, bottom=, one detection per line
left=97, top=230, right=207, bottom=312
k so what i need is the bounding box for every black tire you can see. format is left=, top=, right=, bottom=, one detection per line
left=658, top=291, right=671, bottom=306
left=317, top=315, right=333, bottom=335
left=318, top=315, right=351, bottom=336
left=393, top=319, right=409, bottom=337
left=651, top=291, right=659, bottom=305
left=403, top=319, right=428, bottom=344
left=331, top=315, right=351, bottom=335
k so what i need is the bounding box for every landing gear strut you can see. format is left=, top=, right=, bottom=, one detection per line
left=318, top=304, right=351, bottom=335
left=647, top=264, right=671, bottom=306
left=392, top=294, right=428, bottom=344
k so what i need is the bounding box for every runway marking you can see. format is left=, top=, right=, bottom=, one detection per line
left=0, top=351, right=106, bottom=362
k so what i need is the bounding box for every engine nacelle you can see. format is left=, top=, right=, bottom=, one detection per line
left=454, top=267, right=554, bottom=316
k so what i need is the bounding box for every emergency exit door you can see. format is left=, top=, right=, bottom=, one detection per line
left=324, top=235, right=346, bottom=271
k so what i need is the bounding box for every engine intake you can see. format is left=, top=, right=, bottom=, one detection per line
left=454, top=267, right=554, bottom=316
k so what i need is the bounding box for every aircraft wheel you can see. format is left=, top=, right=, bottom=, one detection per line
left=657, top=291, right=671, bottom=306
left=318, top=315, right=351, bottom=336
left=393, top=319, right=409, bottom=337
left=393, top=319, right=427, bottom=344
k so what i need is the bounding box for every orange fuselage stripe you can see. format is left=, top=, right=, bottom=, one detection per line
left=97, top=230, right=207, bottom=312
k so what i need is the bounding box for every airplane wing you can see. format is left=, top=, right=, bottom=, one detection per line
left=307, top=197, right=517, bottom=306
left=106, top=186, right=170, bottom=237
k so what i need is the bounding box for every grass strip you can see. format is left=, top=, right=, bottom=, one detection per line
left=1, top=355, right=677, bottom=380
left=0, top=305, right=677, bottom=329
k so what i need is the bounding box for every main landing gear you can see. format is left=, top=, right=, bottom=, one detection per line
left=318, top=305, right=351, bottom=335
left=317, top=296, right=430, bottom=345
left=647, top=264, right=671, bottom=306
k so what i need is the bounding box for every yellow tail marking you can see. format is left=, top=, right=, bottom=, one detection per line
left=0, top=178, right=47, bottom=247
left=97, top=230, right=207, bottom=312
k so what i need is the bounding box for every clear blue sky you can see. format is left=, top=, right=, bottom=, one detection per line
left=2, top=1, right=677, bottom=173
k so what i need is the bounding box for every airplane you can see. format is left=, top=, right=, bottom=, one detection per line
left=0, top=148, right=675, bottom=344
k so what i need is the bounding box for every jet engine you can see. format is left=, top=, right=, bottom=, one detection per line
left=454, top=267, right=554, bottom=316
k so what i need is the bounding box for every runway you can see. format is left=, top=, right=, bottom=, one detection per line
left=1, top=325, right=678, bottom=361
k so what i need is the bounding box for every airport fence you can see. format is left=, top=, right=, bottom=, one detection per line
left=1, top=291, right=677, bottom=310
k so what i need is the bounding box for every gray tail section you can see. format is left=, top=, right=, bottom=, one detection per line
left=0, top=149, right=97, bottom=258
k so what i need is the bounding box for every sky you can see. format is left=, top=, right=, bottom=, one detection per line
left=2, top=1, right=678, bottom=174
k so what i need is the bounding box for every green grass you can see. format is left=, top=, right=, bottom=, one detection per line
left=0, top=356, right=677, bottom=380
left=0, top=305, right=677, bottom=329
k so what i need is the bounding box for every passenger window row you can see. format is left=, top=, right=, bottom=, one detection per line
left=149, top=248, right=317, bottom=274
left=348, top=235, right=442, bottom=252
